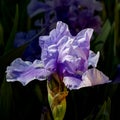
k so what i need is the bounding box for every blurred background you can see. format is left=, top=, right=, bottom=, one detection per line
left=0, top=0, right=120, bottom=120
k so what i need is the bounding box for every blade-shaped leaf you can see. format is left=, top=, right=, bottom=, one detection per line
left=93, top=20, right=111, bottom=52
left=0, top=43, right=28, bottom=69
left=95, top=97, right=111, bottom=120
left=4, top=4, right=19, bottom=53
left=0, top=23, right=4, bottom=47
left=0, top=78, right=13, bottom=119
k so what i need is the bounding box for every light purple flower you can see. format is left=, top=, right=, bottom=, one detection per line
left=6, top=21, right=110, bottom=89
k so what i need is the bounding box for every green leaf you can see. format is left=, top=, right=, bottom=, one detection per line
left=4, top=4, right=19, bottom=53
left=93, top=20, right=111, bottom=52
left=94, top=97, right=111, bottom=120
left=0, top=43, right=28, bottom=69
left=84, top=114, right=94, bottom=120
left=34, top=84, right=43, bottom=103
left=118, top=3, right=120, bottom=10
left=0, top=78, right=13, bottom=119
left=114, top=0, right=120, bottom=56
left=0, top=23, right=4, bottom=47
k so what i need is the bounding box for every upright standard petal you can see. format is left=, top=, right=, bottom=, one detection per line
left=39, top=21, right=71, bottom=64
left=88, top=51, right=100, bottom=67
left=6, top=58, right=52, bottom=86
left=74, top=28, right=94, bottom=58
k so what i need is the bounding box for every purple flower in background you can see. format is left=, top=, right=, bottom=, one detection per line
left=6, top=21, right=110, bottom=90
left=27, top=0, right=52, bottom=18
left=14, top=30, right=41, bottom=62
left=27, top=0, right=102, bottom=35
left=14, top=30, right=36, bottom=47
left=68, top=10, right=102, bottom=35
left=78, top=0, right=102, bottom=13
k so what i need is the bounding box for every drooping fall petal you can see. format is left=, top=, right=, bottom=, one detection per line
left=6, top=58, right=51, bottom=85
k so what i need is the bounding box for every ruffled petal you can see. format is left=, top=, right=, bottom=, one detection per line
left=39, top=21, right=71, bottom=64
left=75, top=28, right=94, bottom=46
left=74, top=28, right=94, bottom=58
left=6, top=58, right=52, bottom=86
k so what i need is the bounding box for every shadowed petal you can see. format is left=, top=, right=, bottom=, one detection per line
left=63, top=76, right=81, bottom=90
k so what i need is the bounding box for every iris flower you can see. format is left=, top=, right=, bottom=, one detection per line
left=27, top=0, right=102, bottom=35
left=6, top=21, right=110, bottom=90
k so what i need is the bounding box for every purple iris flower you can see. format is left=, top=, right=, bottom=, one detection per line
left=27, top=0, right=102, bottom=35
left=6, top=21, right=110, bottom=90
left=68, top=10, right=102, bottom=34
left=14, top=30, right=41, bottom=62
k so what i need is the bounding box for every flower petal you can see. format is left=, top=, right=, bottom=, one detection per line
left=74, top=28, right=94, bottom=58
left=75, top=28, right=94, bottom=46
left=63, top=76, right=81, bottom=90
left=88, top=51, right=100, bottom=67
left=79, top=68, right=110, bottom=89
left=39, top=21, right=71, bottom=64
left=6, top=58, right=52, bottom=86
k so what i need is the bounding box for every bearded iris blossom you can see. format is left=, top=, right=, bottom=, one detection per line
left=6, top=21, right=110, bottom=90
